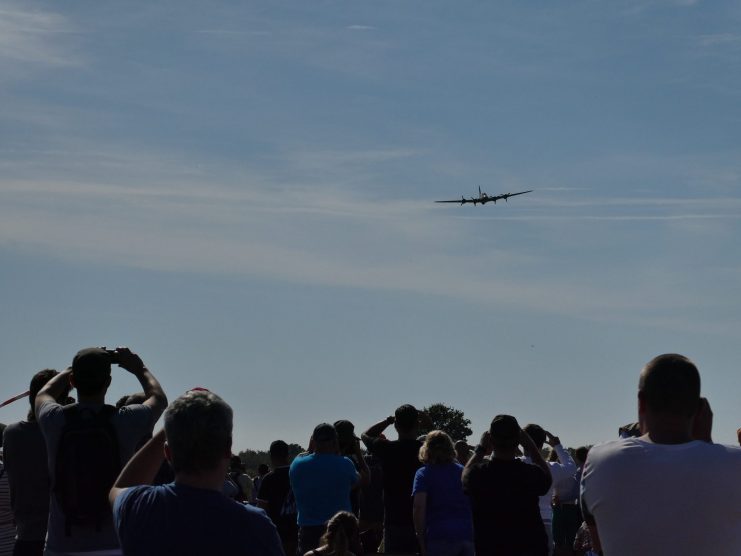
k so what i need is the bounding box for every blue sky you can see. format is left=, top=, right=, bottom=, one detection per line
left=2, top=0, right=740, bottom=451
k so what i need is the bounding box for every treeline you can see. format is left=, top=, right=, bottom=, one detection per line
left=236, top=443, right=304, bottom=475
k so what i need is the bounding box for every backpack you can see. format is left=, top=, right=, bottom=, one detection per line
left=54, top=404, right=121, bottom=536
left=280, top=486, right=297, bottom=519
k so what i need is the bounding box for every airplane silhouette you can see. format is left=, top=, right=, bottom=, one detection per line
left=436, top=187, right=533, bottom=206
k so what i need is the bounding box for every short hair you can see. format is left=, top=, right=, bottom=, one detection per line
left=164, top=390, right=233, bottom=474
left=419, top=430, right=455, bottom=464
left=395, top=404, right=418, bottom=432
left=523, top=424, right=546, bottom=449
left=29, top=369, right=59, bottom=420
left=257, top=464, right=270, bottom=475
left=574, top=446, right=589, bottom=464
left=490, top=414, right=520, bottom=451
left=639, top=354, right=700, bottom=417
left=269, top=440, right=289, bottom=459
left=230, top=455, right=245, bottom=471
left=71, top=348, right=112, bottom=396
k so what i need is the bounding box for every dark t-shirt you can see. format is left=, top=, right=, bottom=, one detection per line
left=463, top=458, right=552, bottom=556
left=114, top=483, right=283, bottom=556
left=367, top=438, right=422, bottom=528
left=257, top=466, right=297, bottom=541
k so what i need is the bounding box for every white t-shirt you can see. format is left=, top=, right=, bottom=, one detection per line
left=581, top=437, right=741, bottom=556
left=524, top=444, right=577, bottom=522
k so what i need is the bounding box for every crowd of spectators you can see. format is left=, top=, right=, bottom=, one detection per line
left=0, top=348, right=740, bottom=556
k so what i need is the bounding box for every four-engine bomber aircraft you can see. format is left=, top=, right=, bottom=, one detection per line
left=436, top=186, right=533, bottom=206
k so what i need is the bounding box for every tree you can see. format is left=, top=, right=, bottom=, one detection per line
left=420, top=403, right=472, bottom=442
left=236, top=443, right=304, bottom=476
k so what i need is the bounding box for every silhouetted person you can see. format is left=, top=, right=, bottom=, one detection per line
left=290, top=423, right=368, bottom=555
left=3, top=370, right=69, bottom=556
left=362, top=405, right=431, bottom=553
left=522, top=424, right=576, bottom=555
left=463, top=415, right=552, bottom=556
left=109, top=389, right=283, bottom=555
left=258, top=440, right=298, bottom=556
left=581, top=354, right=741, bottom=556
left=35, top=347, right=167, bottom=555
left=412, top=431, right=473, bottom=556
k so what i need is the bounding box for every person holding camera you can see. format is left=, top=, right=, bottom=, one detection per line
left=35, top=347, right=167, bottom=556
left=462, top=415, right=552, bottom=556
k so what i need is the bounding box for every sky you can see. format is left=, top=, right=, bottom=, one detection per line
left=1, top=0, right=741, bottom=452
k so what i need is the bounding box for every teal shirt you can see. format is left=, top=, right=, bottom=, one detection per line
left=289, top=453, right=358, bottom=526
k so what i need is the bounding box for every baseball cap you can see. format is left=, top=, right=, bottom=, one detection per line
left=334, top=420, right=359, bottom=444
left=312, top=423, right=337, bottom=443
left=72, top=348, right=113, bottom=380
left=489, top=414, right=520, bottom=440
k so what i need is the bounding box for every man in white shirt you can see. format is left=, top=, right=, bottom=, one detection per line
left=522, top=424, right=577, bottom=555
left=581, top=353, right=741, bottom=556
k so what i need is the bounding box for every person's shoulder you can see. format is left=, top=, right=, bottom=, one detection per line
left=233, top=501, right=276, bottom=529
left=114, top=484, right=163, bottom=513
left=2, top=420, right=31, bottom=438
left=115, top=403, right=153, bottom=421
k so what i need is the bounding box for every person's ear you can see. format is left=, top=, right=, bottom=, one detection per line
left=638, top=391, right=647, bottom=415
left=164, top=442, right=173, bottom=464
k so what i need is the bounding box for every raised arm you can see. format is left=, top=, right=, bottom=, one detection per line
left=521, top=429, right=551, bottom=482
left=545, top=432, right=577, bottom=476
left=35, top=368, right=72, bottom=415
left=462, top=431, right=492, bottom=484
left=352, top=438, right=371, bottom=488
left=115, top=347, right=168, bottom=420
left=109, top=428, right=167, bottom=507
left=362, top=415, right=394, bottom=447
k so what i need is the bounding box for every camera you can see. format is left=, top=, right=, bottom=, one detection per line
left=105, top=348, right=120, bottom=364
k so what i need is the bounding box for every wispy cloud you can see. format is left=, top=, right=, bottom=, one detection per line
left=0, top=2, right=82, bottom=71
left=696, top=33, right=741, bottom=47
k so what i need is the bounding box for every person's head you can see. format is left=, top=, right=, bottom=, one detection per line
left=394, top=404, right=419, bottom=435
left=164, top=390, right=233, bottom=475
left=28, top=369, right=61, bottom=421
left=115, top=392, right=147, bottom=410
left=71, top=348, right=113, bottom=397
left=230, top=455, right=245, bottom=473
left=489, top=414, right=520, bottom=454
left=320, top=511, right=359, bottom=556
left=257, top=463, right=270, bottom=477
left=334, top=420, right=358, bottom=454
left=454, top=440, right=471, bottom=463
left=523, top=424, right=546, bottom=450
left=419, top=430, right=455, bottom=465
left=638, top=354, right=700, bottom=419
left=312, top=423, right=339, bottom=454
left=269, top=439, right=290, bottom=466
left=574, top=446, right=590, bottom=466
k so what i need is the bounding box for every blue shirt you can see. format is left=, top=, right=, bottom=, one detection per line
left=289, top=453, right=359, bottom=526
left=412, top=462, right=473, bottom=542
left=113, top=483, right=283, bottom=556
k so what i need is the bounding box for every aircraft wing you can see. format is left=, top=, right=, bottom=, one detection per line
left=500, top=189, right=533, bottom=199
left=435, top=198, right=476, bottom=204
